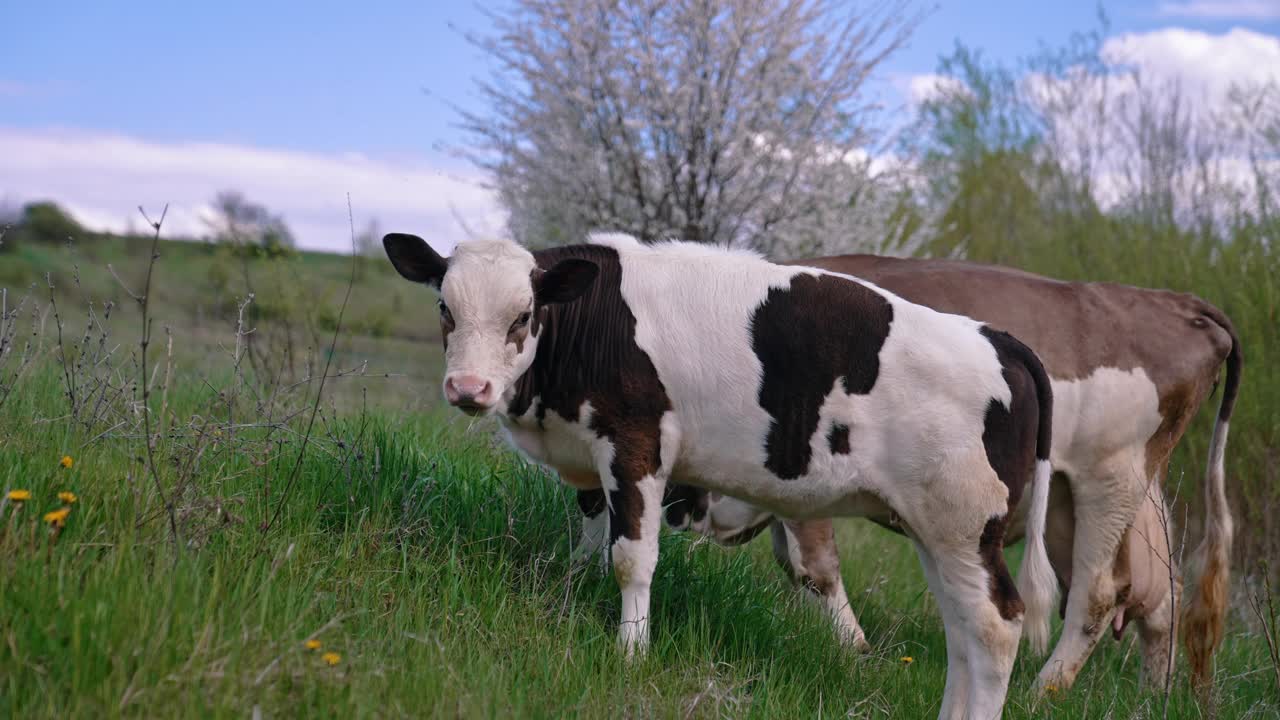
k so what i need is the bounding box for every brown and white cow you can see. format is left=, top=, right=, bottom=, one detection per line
left=634, top=253, right=1240, bottom=693
left=385, top=233, right=1057, bottom=720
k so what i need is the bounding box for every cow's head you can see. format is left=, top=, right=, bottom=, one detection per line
left=383, top=233, right=597, bottom=415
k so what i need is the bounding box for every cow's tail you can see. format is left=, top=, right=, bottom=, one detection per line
left=1014, top=338, right=1057, bottom=656
left=1183, top=303, right=1242, bottom=690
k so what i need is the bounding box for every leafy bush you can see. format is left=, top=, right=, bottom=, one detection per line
left=3, top=202, right=89, bottom=250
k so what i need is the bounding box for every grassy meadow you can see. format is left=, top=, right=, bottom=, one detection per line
left=0, top=226, right=1277, bottom=719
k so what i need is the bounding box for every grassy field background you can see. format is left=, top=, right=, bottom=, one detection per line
left=0, top=229, right=1277, bottom=718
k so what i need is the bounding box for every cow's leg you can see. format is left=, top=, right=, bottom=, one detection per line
left=1042, top=471, right=1076, bottom=598
left=571, top=488, right=610, bottom=570
left=926, top=534, right=1023, bottom=720
left=599, top=437, right=668, bottom=658
left=1130, top=483, right=1180, bottom=690
left=912, top=540, right=969, bottom=720
left=772, top=519, right=870, bottom=650
left=1136, top=584, right=1178, bottom=689
left=1035, top=461, right=1144, bottom=691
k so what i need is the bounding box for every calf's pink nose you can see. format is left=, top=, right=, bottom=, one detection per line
left=445, top=375, right=493, bottom=406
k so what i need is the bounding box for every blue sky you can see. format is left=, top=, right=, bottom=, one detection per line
left=4, top=1, right=1280, bottom=251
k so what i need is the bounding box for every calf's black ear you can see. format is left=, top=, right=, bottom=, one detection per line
left=535, top=258, right=598, bottom=305
left=383, top=233, right=448, bottom=288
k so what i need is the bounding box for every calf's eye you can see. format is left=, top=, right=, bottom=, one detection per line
left=438, top=301, right=453, bottom=324
left=510, top=311, right=532, bottom=333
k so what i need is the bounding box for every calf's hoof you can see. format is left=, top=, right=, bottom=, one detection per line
left=841, top=631, right=871, bottom=653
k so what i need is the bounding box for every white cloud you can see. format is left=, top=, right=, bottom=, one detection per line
left=1158, top=1, right=1280, bottom=19
left=1102, top=27, right=1280, bottom=103
left=901, top=27, right=1280, bottom=114
left=904, top=73, right=971, bottom=105
left=0, top=128, right=504, bottom=254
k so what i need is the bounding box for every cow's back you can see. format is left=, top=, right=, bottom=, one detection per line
left=796, top=255, right=1232, bottom=389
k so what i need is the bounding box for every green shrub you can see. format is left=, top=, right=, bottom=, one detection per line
left=16, top=201, right=87, bottom=245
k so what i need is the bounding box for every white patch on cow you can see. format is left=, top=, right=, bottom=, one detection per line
left=658, top=411, right=682, bottom=477
left=501, top=400, right=599, bottom=479
left=1045, top=367, right=1162, bottom=481
left=438, top=240, right=540, bottom=406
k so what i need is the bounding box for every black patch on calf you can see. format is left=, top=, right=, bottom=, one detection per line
left=749, top=274, right=893, bottom=479
left=828, top=423, right=851, bottom=455
left=979, top=516, right=1025, bottom=621
left=662, top=483, right=708, bottom=529
left=507, top=245, right=671, bottom=542
left=977, top=325, right=1051, bottom=620
left=980, top=326, right=1053, bottom=462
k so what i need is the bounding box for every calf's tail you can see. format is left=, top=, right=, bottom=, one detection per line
left=1014, top=340, right=1057, bottom=655
left=1183, top=303, right=1242, bottom=691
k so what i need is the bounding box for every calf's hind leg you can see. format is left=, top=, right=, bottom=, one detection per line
left=912, top=540, right=971, bottom=720
left=923, top=529, right=1024, bottom=720
left=773, top=519, right=871, bottom=651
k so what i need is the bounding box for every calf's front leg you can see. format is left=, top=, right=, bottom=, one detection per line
left=598, top=439, right=669, bottom=657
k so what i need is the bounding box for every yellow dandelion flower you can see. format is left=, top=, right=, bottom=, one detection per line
left=7, top=489, right=31, bottom=502
left=58, top=491, right=78, bottom=504
left=321, top=652, right=341, bottom=666
left=60, top=456, right=73, bottom=469
left=900, top=656, right=914, bottom=665
left=304, top=639, right=322, bottom=650
left=43, top=508, right=71, bottom=527
left=1044, top=684, right=1059, bottom=694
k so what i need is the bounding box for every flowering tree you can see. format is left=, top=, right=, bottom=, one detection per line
left=459, top=0, right=918, bottom=255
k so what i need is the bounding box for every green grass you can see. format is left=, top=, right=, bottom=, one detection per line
left=2, top=361, right=1277, bottom=718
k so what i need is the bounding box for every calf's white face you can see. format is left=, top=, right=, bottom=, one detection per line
left=438, top=241, right=541, bottom=413
left=382, top=233, right=597, bottom=414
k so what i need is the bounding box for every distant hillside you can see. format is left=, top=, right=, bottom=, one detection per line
left=1, top=229, right=445, bottom=413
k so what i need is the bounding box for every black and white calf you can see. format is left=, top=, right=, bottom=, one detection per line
left=384, top=233, right=1056, bottom=719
